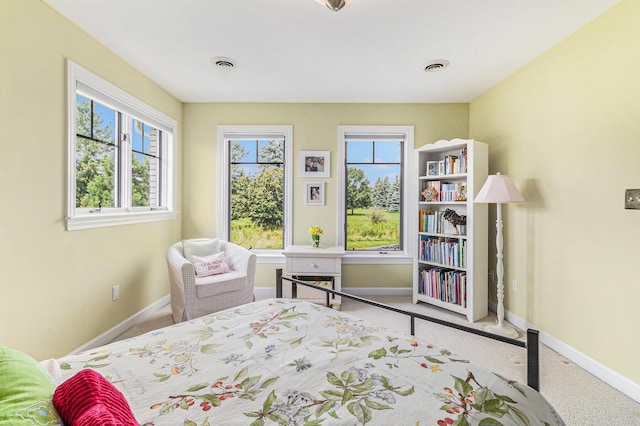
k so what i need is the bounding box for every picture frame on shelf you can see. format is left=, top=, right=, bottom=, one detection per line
left=300, top=151, right=330, bottom=178
left=427, top=161, right=439, bottom=176
left=438, top=160, right=445, bottom=176
left=305, top=182, right=325, bottom=206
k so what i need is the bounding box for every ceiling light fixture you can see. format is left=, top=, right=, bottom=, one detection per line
left=210, top=56, right=238, bottom=69
left=423, top=59, right=450, bottom=72
left=314, top=0, right=353, bottom=11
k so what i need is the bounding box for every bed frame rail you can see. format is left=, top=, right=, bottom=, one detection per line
left=275, top=269, right=540, bottom=391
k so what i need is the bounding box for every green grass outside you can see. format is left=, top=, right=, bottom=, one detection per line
left=231, top=217, right=283, bottom=249
left=231, top=208, right=400, bottom=250
left=347, top=208, right=400, bottom=249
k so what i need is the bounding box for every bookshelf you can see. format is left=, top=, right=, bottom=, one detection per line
left=414, top=139, right=488, bottom=322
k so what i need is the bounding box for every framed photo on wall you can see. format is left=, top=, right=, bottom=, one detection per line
left=305, top=182, right=325, bottom=206
left=300, top=151, right=330, bottom=178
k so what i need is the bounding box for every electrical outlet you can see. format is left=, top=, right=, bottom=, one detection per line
left=512, top=279, right=518, bottom=292
left=112, top=285, right=120, bottom=301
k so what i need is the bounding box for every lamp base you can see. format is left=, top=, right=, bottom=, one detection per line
left=486, top=322, right=519, bottom=339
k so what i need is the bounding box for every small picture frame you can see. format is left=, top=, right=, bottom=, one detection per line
left=427, top=161, right=439, bottom=176
left=438, top=160, right=445, bottom=176
left=300, top=151, right=330, bottom=178
left=305, top=182, right=325, bottom=206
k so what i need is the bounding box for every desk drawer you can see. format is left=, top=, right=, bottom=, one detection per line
left=286, top=257, right=340, bottom=274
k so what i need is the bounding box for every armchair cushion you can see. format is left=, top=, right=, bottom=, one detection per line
left=192, top=252, right=231, bottom=277
left=182, top=238, right=220, bottom=260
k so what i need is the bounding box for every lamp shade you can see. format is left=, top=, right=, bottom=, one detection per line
left=474, top=172, right=525, bottom=204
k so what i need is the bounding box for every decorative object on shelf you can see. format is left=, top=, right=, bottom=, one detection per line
left=443, top=208, right=467, bottom=235
left=474, top=172, right=525, bottom=338
left=422, top=186, right=439, bottom=201
left=427, top=161, right=439, bottom=176
left=305, top=182, right=325, bottom=206
left=300, top=151, right=330, bottom=178
left=308, top=225, right=324, bottom=248
left=456, top=183, right=467, bottom=201
left=314, top=0, right=353, bottom=11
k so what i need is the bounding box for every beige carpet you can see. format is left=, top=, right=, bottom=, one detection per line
left=113, top=295, right=640, bottom=426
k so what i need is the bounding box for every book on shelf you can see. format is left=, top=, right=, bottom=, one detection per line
left=418, top=235, right=466, bottom=268
left=440, top=182, right=467, bottom=202
left=419, top=209, right=465, bottom=235
left=439, top=147, right=468, bottom=175
left=418, top=267, right=467, bottom=307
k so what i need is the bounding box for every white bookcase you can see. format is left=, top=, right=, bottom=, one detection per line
left=413, top=139, right=488, bottom=322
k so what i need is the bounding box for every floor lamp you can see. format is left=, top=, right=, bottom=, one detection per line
left=474, top=172, right=525, bottom=338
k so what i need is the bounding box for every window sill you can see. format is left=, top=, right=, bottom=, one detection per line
left=254, top=250, right=412, bottom=265
left=66, top=210, right=177, bottom=231
left=342, top=253, right=413, bottom=265
left=254, top=250, right=286, bottom=264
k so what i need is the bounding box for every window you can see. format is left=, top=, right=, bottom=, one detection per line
left=217, top=126, right=293, bottom=261
left=337, top=126, right=414, bottom=263
left=67, top=60, right=176, bottom=230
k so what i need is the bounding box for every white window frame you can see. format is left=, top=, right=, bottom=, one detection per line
left=337, top=125, right=415, bottom=265
left=217, top=125, right=293, bottom=263
left=66, top=60, right=177, bottom=231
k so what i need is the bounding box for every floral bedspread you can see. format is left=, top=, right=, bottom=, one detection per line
left=57, top=299, right=564, bottom=425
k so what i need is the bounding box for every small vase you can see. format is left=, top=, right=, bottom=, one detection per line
left=311, top=235, right=320, bottom=248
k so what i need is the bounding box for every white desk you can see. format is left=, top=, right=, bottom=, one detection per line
left=282, top=245, right=345, bottom=309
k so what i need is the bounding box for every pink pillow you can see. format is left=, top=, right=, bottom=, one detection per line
left=53, top=369, right=139, bottom=426
left=192, top=251, right=232, bottom=277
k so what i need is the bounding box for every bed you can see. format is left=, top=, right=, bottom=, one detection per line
left=24, top=295, right=564, bottom=426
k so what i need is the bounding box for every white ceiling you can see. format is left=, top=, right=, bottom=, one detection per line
left=44, top=0, right=620, bottom=103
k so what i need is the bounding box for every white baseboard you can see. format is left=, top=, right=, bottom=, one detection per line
left=498, top=304, right=640, bottom=404
left=342, top=287, right=413, bottom=297
left=68, top=294, right=171, bottom=355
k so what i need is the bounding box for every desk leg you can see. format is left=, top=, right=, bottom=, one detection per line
left=276, top=268, right=283, bottom=298
left=332, top=275, right=341, bottom=310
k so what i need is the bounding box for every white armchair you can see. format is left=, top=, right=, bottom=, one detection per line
left=167, top=240, right=257, bottom=323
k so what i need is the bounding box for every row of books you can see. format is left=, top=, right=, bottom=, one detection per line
left=425, top=148, right=468, bottom=176
left=418, top=209, right=464, bottom=234
left=421, top=180, right=467, bottom=202
left=418, top=235, right=466, bottom=268
left=440, top=182, right=467, bottom=202
left=418, top=267, right=467, bottom=307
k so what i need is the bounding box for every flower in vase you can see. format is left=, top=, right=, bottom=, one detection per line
left=308, top=226, right=324, bottom=237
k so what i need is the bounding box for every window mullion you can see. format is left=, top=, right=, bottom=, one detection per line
left=120, top=114, right=132, bottom=210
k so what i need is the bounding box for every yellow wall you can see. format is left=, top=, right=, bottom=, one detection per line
left=182, top=103, right=469, bottom=288
left=470, top=0, right=639, bottom=383
left=0, top=0, right=183, bottom=359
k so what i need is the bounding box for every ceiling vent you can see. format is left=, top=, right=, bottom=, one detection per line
left=423, top=60, right=449, bottom=72
left=211, top=57, right=238, bottom=69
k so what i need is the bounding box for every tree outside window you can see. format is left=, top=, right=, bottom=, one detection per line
left=229, top=138, right=285, bottom=249
left=75, top=95, right=160, bottom=210
left=345, top=140, right=402, bottom=251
